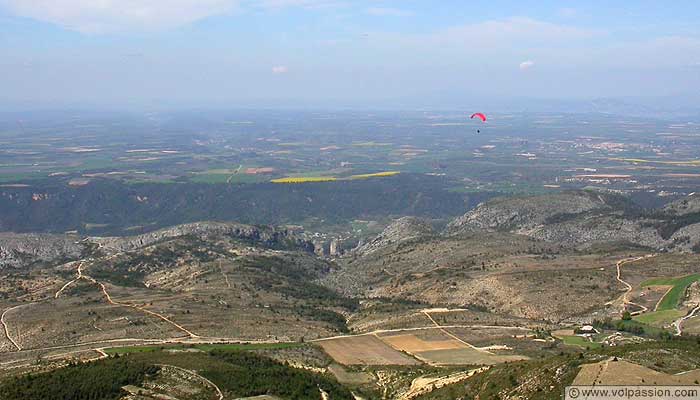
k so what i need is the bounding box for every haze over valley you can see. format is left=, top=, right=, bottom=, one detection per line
left=1, top=1, right=700, bottom=399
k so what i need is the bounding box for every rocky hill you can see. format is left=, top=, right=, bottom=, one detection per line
left=0, top=220, right=357, bottom=349
left=353, top=217, right=435, bottom=256
left=0, top=232, right=84, bottom=269
left=89, top=221, right=314, bottom=253
left=445, top=191, right=613, bottom=234
left=663, top=193, right=700, bottom=216
left=443, top=190, right=700, bottom=251
left=320, top=191, right=700, bottom=321
left=523, top=214, right=664, bottom=249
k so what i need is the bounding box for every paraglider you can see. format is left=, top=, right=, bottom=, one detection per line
left=470, top=113, right=487, bottom=122
left=470, top=112, right=486, bottom=133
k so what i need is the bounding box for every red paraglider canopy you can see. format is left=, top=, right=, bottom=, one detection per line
left=470, top=113, right=487, bottom=122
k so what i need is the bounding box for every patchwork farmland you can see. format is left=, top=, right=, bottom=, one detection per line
left=315, top=334, right=419, bottom=365
left=316, top=327, right=528, bottom=366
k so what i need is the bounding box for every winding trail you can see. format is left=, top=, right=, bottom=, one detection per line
left=398, top=366, right=490, bottom=400
left=1, top=304, right=28, bottom=351
left=54, top=261, right=85, bottom=298
left=607, top=254, right=655, bottom=315
left=673, top=304, right=700, bottom=336
left=156, top=363, right=224, bottom=400
left=55, top=256, right=199, bottom=338
left=86, top=275, right=199, bottom=338
left=55, top=251, right=120, bottom=298
left=607, top=253, right=700, bottom=335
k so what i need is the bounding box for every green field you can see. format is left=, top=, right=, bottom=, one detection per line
left=190, top=172, right=267, bottom=184
left=103, top=342, right=302, bottom=355
left=642, top=274, right=700, bottom=311
left=634, top=309, right=684, bottom=327
left=0, top=172, right=46, bottom=183
left=559, top=335, right=602, bottom=349
left=285, top=168, right=350, bottom=178
left=612, top=319, right=668, bottom=337
left=272, top=170, right=401, bottom=184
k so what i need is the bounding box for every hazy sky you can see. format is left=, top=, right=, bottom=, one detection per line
left=1, top=0, right=699, bottom=109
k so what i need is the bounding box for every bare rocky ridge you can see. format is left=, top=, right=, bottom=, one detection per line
left=444, top=190, right=700, bottom=251
left=663, top=193, right=700, bottom=216
left=523, top=214, right=663, bottom=249
left=0, top=221, right=314, bottom=270
left=353, top=217, right=434, bottom=256
left=0, top=233, right=84, bottom=269
left=445, top=191, right=610, bottom=234
left=670, top=223, right=700, bottom=251
left=681, top=281, right=700, bottom=310
left=89, top=221, right=314, bottom=253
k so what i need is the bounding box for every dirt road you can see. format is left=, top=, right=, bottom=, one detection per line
left=421, top=310, right=491, bottom=353
left=1, top=304, right=30, bottom=351
left=314, top=323, right=531, bottom=343
left=86, top=275, right=199, bottom=338
left=156, top=363, right=225, bottom=400
left=398, top=367, right=489, bottom=400
left=673, top=304, right=700, bottom=336
left=55, top=256, right=199, bottom=338
left=607, top=254, right=655, bottom=315
left=54, top=260, right=85, bottom=298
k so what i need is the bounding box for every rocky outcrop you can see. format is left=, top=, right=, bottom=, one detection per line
left=89, top=221, right=314, bottom=253
left=681, top=281, right=700, bottom=310
left=353, top=216, right=434, bottom=256
left=663, top=193, right=700, bottom=216
left=0, top=233, right=83, bottom=268
left=446, top=191, right=610, bottom=234
left=669, top=223, right=700, bottom=252
left=0, top=221, right=316, bottom=269
left=525, top=215, right=664, bottom=249
left=444, top=191, right=686, bottom=251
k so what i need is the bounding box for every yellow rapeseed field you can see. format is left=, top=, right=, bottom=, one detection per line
left=271, top=171, right=400, bottom=183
